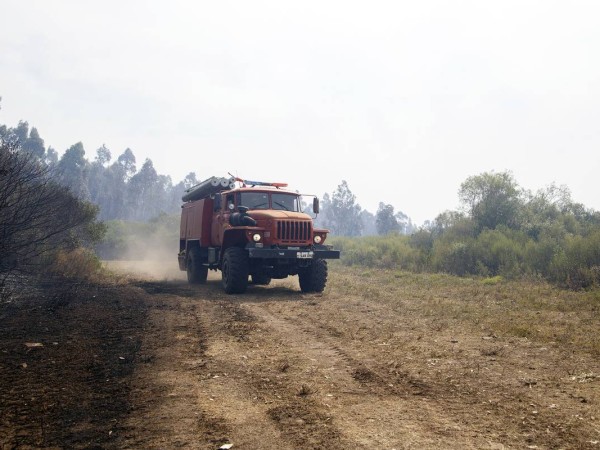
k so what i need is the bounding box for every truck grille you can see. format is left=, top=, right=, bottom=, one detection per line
left=276, top=220, right=312, bottom=243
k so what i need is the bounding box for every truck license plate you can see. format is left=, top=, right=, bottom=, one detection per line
left=296, top=251, right=314, bottom=259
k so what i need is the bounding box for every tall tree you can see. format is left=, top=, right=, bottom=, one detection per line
left=171, top=172, right=198, bottom=208
left=14, top=121, right=29, bottom=144
left=395, top=210, right=412, bottom=234
left=94, top=144, right=112, bottom=166
left=45, top=147, right=58, bottom=167
left=57, top=142, right=90, bottom=200
left=116, top=148, right=136, bottom=181
left=102, top=148, right=138, bottom=219
left=127, top=158, right=162, bottom=220
left=376, top=202, right=400, bottom=235
left=88, top=145, right=113, bottom=217
left=22, top=127, right=46, bottom=159
left=322, top=180, right=363, bottom=236
left=360, top=210, right=377, bottom=236
left=459, top=171, right=522, bottom=231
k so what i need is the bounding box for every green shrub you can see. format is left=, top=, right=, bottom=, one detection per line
left=331, top=235, right=426, bottom=271
left=481, top=275, right=504, bottom=285
left=472, top=228, right=525, bottom=278
left=431, top=238, right=476, bottom=276
left=547, top=231, right=600, bottom=288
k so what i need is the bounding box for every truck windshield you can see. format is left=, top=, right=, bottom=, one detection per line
left=239, top=192, right=269, bottom=210
left=272, top=193, right=299, bottom=211
left=238, top=192, right=300, bottom=211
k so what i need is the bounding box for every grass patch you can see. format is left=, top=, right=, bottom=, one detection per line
left=328, top=265, right=600, bottom=356
left=481, top=275, right=503, bottom=285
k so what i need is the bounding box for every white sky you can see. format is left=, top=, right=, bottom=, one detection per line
left=1, top=0, right=599, bottom=224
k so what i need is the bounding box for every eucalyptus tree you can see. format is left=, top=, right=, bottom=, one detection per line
left=321, top=180, right=363, bottom=236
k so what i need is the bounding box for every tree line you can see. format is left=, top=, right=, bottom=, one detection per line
left=318, top=180, right=415, bottom=236
left=1, top=120, right=414, bottom=235
left=1, top=120, right=200, bottom=222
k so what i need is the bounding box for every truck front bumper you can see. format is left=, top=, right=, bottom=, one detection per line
left=246, top=245, right=340, bottom=260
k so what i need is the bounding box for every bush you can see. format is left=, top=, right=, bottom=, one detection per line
left=47, top=248, right=104, bottom=281
left=331, top=235, right=426, bottom=271
left=472, top=228, right=525, bottom=277
left=1, top=136, right=104, bottom=297
left=432, top=239, right=476, bottom=276
left=547, top=231, right=600, bottom=289
left=523, top=236, right=559, bottom=276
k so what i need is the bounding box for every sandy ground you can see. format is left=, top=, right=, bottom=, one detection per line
left=2, top=262, right=599, bottom=449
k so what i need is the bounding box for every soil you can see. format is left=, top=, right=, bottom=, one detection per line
left=1, top=266, right=599, bottom=449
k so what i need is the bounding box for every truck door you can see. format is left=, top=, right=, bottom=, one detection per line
left=212, top=193, right=234, bottom=246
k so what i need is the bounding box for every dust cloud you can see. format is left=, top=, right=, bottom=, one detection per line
left=102, top=233, right=186, bottom=281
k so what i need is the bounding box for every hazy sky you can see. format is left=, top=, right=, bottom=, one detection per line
left=1, top=1, right=599, bottom=224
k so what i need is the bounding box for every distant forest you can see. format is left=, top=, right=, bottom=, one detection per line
left=0, top=120, right=199, bottom=222
left=0, top=120, right=414, bottom=235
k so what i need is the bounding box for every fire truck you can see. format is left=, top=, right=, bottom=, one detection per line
left=178, top=176, right=340, bottom=294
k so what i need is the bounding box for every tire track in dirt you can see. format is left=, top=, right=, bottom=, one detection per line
left=193, top=296, right=353, bottom=449
left=240, top=299, right=480, bottom=449
left=120, top=289, right=231, bottom=449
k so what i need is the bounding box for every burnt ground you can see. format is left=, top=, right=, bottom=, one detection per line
left=0, top=281, right=146, bottom=449
left=1, top=266, right=600, bottom=449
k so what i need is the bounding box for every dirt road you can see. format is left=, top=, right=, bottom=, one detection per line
left=120, top=267, right=600, bottom=449
left=2, top=265, right=599, bottom=449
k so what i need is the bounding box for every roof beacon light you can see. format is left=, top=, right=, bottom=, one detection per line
left=228, top=173, right=288, bottom=188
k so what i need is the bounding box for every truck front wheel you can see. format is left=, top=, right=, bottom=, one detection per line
left=299, top=259, right=328, bottom=293
left=222, top=247, right=249, bottom=294
left=187, top=247, right=208, bottom=284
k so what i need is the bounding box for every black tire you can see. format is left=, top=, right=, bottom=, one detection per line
left=298, top=259, right=328, bottom=293
left=187, top=247, right=208, bottom=284
left=222, top=247, right=249, bottom=294
left=251, top=273, right=272, bottom=286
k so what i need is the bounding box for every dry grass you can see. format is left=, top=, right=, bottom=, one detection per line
left=48, top=248, right=107, bottom=282
left=327, top=263, right=600, bottom=356
left=296, top=383, right=316, bottom=397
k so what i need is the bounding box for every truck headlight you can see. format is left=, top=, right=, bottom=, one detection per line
left=253, top=233, right=262, bottom=242
left=314, top=235, right=322, bottom=244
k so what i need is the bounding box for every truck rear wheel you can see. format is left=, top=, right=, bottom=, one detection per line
left=299, top=259, right=328, bottom=293
left=187, top=247, right=208, bottom=284
left=222, top=247, right=249, bottom=294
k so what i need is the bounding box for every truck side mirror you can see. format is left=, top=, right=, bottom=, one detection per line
left=213, top=195, right=221, bottom=211
left=313, top=197, right=320, bottom=214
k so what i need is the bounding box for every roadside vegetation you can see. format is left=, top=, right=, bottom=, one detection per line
left=332, top=172, right=600, bottom=290
left=0, top=128, right=106, bottom=303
